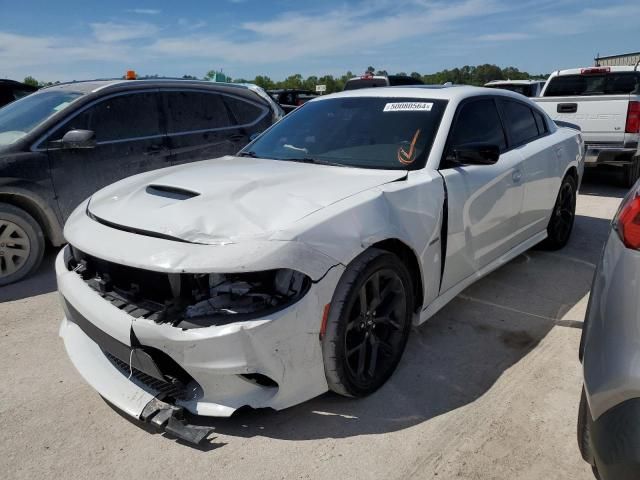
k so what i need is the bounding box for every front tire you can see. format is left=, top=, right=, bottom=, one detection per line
left=0, top=203, right=45, bottom=286
left=540, top=174, right=576, bottom=250
left=322, top=248, right=414, bottom=397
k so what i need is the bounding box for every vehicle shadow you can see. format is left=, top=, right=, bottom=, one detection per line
left=170, top=214, right=612, bottom=444
left=579, top=167, right=628, bottom=198
left=0, top=247, right=59, bottom=303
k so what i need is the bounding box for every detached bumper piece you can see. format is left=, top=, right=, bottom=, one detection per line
left=140, top=398, right=214, bottom=445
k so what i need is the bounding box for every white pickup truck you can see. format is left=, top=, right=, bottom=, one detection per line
left=534, top=66, right=640, bottom=187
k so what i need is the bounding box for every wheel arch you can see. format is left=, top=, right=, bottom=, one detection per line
left=369, top=238, right=424, bottom=313
left=0, top=187, right=64, bottom=246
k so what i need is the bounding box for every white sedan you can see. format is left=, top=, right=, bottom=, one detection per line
left=57, top=86, right=584, bottom=442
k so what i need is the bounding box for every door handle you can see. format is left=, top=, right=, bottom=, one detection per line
left=229, top=134, right=246, bottom=142
left=512, top=170, right=522, bottom=183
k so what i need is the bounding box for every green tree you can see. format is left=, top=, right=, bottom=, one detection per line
left=23, top=76, right=39, bottom=87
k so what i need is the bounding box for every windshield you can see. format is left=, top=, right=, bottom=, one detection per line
left=243, top=97, right=447, bottom=170
left=486, top=84, right=535, bottom=97
left=544, top=72, right=640, bottom=97
left=0, top=90, right=84, bottom=146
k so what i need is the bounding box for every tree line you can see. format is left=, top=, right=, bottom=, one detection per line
left=21, top=64, right=547, bottom=93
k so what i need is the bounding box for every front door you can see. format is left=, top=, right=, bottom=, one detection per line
left=47, top=91, right=168, bottom=219
left=439, top=97, right=525, bottom=293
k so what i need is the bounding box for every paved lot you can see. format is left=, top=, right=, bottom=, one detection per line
left=0, top=171, right=627, bottom=480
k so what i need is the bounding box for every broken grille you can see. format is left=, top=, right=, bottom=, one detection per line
left=105, top=351, right=182, bottom=398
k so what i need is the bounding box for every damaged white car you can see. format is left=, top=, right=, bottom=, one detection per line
left=57, top=86, right=584, bottom=442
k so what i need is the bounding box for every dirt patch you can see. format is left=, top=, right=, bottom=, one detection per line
left=500, top=330, right=536, bottom=350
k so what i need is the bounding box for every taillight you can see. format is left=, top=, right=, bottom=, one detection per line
left=615, top=187, right=640, bottom=249
left=626, top=101, right=640, bottom=134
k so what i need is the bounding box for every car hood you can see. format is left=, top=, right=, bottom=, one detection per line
left=87, top=156, right=406, bottom=245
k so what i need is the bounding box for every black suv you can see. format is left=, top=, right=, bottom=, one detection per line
left=267, top=89, right=318, bottom=114
left=0, top=79, right=283, bottom=285
left=0, top=79, right=38, bottom=108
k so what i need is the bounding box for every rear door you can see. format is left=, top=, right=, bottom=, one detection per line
left=47, top=90, right=168, bottom=219
left=499, top=98, right=561, bottom=240
left=439, top=97, right=525, bottom=293
left=537, top=71, right=639, bottom=143
left=162, top=90, right=266, bottom=166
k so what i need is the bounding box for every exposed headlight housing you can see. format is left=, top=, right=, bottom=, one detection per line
left=65, top=247, right=311, bottom=329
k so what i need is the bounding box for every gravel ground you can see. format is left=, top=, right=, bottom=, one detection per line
left=0, top=171, right=626, bottom=480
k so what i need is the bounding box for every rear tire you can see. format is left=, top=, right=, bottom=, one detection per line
left=0, top=203, right=45, bottom=286
left=622, top=156, right=640, bottom=189
left=540, top=174, right=577, bottom=250
left=322, top=248, right=414, bottom=397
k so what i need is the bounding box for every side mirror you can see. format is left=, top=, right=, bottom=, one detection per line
left=61, top=129, right=96, bottom=149
left=449, top=143, right=499, bottom=165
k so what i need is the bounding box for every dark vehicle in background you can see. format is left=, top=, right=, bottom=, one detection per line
left=484, top=79, right=546, bottom=97
left=268, top=89, right=318, bottom=114
left=0, top=79, right=38, bottom=108
left=343, top=73, right=424, bottom=91
left=0, top=79, right=282, bottom=285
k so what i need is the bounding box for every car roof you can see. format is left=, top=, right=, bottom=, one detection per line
left=312, top=84, right=527, bottom=102
left=38, top=78, right=259, bottom=95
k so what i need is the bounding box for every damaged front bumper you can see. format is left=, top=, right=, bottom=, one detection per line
left=57, top=244, right=344, bottom=430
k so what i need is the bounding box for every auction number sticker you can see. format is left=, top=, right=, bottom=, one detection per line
left=383, top=102, right=433, bottom=112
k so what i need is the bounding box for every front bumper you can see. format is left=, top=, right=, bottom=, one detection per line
left=57, top=247, right=344, bottom=419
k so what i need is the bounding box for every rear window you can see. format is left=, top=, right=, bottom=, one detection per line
left=485, top=84, right=534, bottom=97
left=544, top=72, right=640, bottom=97
left=164, top=91, right=232, bottom=133
left=223, top=95, right=265, bottom=126
left=344, top=78, right=389, bottom=91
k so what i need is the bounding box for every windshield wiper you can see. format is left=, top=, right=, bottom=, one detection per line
left=284, top=157, right=347, bottom=168
left=238, top=151, right=258, bottom=158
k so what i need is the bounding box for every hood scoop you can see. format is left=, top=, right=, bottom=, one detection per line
left=146, top=185, right=200, bottom=201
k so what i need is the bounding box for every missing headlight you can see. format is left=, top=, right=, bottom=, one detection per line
left=67, top=247, right=311, bottom=329
left=177, top=269, right=310, bottom=328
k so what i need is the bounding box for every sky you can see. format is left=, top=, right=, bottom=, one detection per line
left=0, top=0, right=637, bottom=83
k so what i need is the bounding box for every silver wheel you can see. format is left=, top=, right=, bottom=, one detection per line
left=0, top=219, right=32, bottom=278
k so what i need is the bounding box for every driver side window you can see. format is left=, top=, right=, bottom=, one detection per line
left=449, top=99, right=507, bottom=152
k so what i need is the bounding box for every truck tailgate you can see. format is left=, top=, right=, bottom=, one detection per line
left=535, top=95, right=629, bottom=143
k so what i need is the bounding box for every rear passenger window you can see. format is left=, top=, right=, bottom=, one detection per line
left=501, top=100, right=539, bottom=146
left=165, top=91, right=232, bottom=133
left=223, top=95, right=265, bottom=126
left=50, top=92, right=161, bottom=142
left=449, top=98, right=506, bottom=151
left=533, top=110, right=547, bottom=135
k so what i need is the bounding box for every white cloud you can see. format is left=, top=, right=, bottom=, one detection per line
left=177, top=18, right=207, bottom=30
left=149, top=0, right=504, bottom=64
left=534, top=3, right=640, bottom=35
left=90, top=21, right=159, bottom=42
left=479, top=32, right=532, bottom=41
left=127, top=8, right=161, bottom=15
